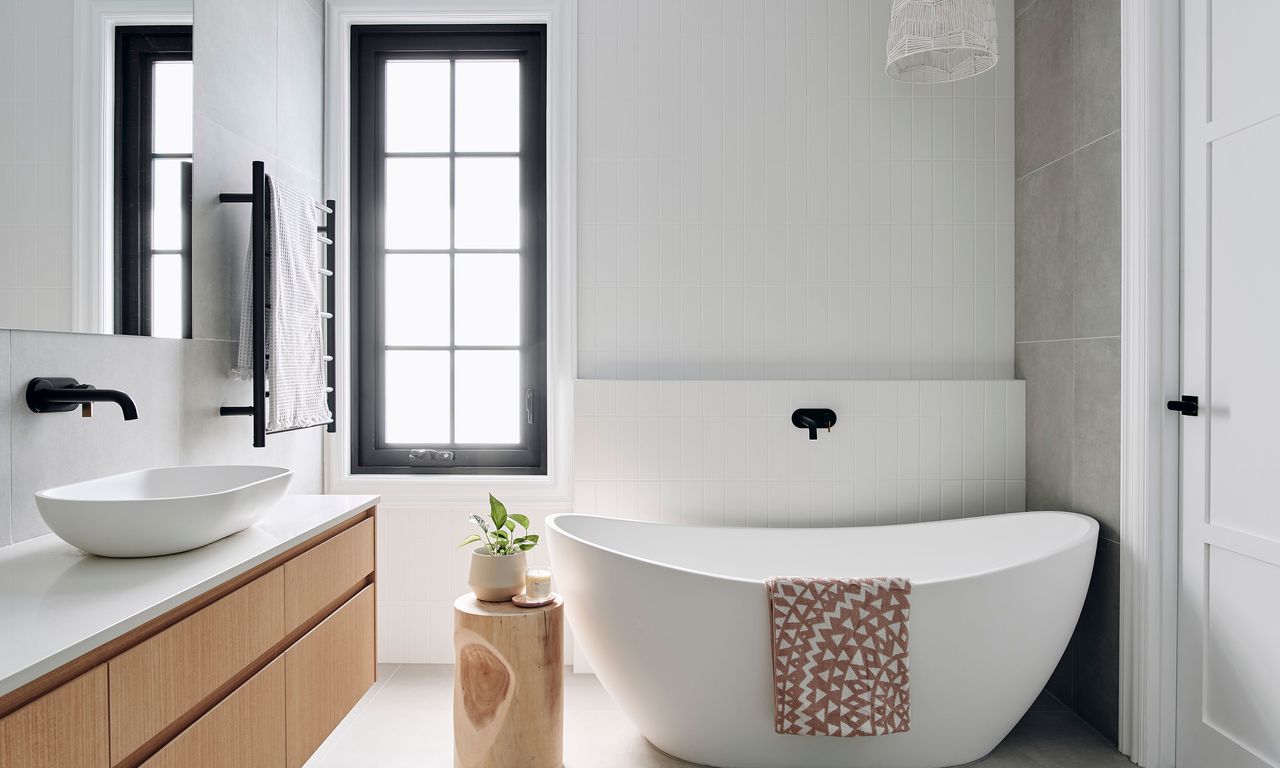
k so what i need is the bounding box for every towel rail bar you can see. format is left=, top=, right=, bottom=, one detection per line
left=218, top=161, right=338, bottom=446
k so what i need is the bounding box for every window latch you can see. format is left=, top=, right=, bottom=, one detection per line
left=409, top=448, right=454, bottom=461
left=526, top=388, right=535, bottom=425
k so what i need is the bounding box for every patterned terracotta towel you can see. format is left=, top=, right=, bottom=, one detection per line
left=766, top=576, right=912, bottom=737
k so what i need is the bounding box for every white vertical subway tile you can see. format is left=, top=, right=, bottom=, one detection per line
left=940, top=479, right=964, bottom=520
left=984, top=480, right=1006, bottom=516
left=961, top=381, right=986, bottom=480
left=983, top=381, right=1007, bottom=480
left=1006, top=382, right=1026, bottom=481
left=962, top=479, right=986, bottom=518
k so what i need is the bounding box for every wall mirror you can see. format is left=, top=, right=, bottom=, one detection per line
left=0, top=0, right=193, bottom=337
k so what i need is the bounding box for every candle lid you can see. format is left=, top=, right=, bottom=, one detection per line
left=512, top=591, right=559, bottom=608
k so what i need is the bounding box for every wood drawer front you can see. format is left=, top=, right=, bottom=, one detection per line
left=0, top=667, right=108, bottom=768
left=284, top=586, right=375, bottom=768
left=141, top=657, right=285, bottom=768
left=109, top=568, right=285, bottom=764
left=284, top=517, right=374, bottom=633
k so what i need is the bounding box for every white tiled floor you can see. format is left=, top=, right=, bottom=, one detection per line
left=305, top=664, right=1132, bottom=768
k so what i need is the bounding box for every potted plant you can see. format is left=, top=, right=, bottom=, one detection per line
left=459, top=494, right=539, bottom=602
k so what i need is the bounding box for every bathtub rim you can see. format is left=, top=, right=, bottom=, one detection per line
left=546, top=511, right=1099, bottom=588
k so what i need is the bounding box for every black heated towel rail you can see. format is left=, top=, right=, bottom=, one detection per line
left=218, top=160, right=337, bottom=447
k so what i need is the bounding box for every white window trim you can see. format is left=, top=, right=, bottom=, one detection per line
left=323, top=0, right=577, bottom=508
left=72, top=0, right=193, bottom=335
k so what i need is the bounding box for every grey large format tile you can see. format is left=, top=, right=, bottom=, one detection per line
left=0, top=331, right=10, bottom=547
left=1046, top=649, right=1075, bottom=708
left=194, top=0, right=277, bottom=155
left=178, top=339, right=323, bottom=493
left=1015, top=0, right=1074, bottom=177
left=1016, top=156, right=1075, bottom=342
left=1069, top=537, right=1120, bottom=745
left=1016, top=340, right=1074, bottom=513
left=1072, top=337, right=1120, bottom=541
left=191, top=115, right=274, bottom=342
left=1073, top=0, right=1120, bottom=147
left=275, top=0, right=324, bottom=182
left=1073, top=132, right=1121, bottom=339
left=305, top=665, right=1130, bottom=768
left=7, top=331, right=182, bottom=542
left=976, top=710, right=1130, bottom=766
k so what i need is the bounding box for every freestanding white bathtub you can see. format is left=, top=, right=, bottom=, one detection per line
left=547, top=512, right=1098, bottom=768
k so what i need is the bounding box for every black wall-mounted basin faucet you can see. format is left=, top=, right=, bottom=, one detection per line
left=26, top=378, right=139, bottom=420
left=792, top=408, right=837, bottom=440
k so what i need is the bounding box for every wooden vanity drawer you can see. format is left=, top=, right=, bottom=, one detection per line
left=141, top=656, right=284, bottom=768
left=283, top=517, right=373, bottom=633
left=0, top=667, right=108, bottom=768
left=109, top=568, right=285, bottom=764
left=284, top=586, right=375, bottom=768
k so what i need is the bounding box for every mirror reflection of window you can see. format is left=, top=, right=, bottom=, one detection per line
left=115, top=27, right=193, bottom=338
left=149, top=60, right=193, bottom=339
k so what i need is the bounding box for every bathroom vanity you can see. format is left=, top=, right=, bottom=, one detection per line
left=0, top=495, right=378, bottom=768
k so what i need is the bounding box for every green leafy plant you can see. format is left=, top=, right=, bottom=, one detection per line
left=458, top=494, right=539, bottom=556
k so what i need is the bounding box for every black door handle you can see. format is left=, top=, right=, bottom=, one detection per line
left=1167, top=395, right=1199, bottom=416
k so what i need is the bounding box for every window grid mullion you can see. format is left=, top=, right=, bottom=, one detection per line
left=448, top=57, right=457, bottom=445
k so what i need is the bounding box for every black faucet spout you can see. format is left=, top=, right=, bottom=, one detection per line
left=26, top=378, right=139, bottom=420
left=792, top=408, right=837, bottom=440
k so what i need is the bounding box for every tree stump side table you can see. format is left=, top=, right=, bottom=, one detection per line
left=453, top=593, right=564, bottom=768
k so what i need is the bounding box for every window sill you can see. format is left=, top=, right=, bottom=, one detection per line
left=325, top=469, right=571, bottom=509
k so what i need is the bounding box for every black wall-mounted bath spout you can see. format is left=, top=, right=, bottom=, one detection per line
left=26, top=378, right=139, bottom=420
left=792, top=408, right=837, bottom=440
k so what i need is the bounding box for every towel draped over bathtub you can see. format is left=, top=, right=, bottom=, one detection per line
left=765, top=576, right=912, bottom=737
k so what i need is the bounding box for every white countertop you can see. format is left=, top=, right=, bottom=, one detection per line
left=0, top=494, right=378, bottom=699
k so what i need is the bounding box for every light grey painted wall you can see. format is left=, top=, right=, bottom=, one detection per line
left=576, top=0, right=1017, bottom=381
left=192, top=0, right=325, bottom=341
left=1013, top=0, right=1121, bottom=744
left=0, top=329, right=322, bottom=546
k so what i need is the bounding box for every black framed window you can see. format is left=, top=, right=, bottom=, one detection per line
left=115, top=26, right=193, bottom=338
left=352, top=25, right=548, bottom=474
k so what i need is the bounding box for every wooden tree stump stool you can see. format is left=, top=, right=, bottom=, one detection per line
left=453, top=594, right=564, bottom=768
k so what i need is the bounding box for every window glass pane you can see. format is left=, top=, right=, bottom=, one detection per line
left=385, top=60, right=450, bottom=152
left=455, top=350, right=520, bottom=443
left=152, top=60, right=192, bottom=154
left=385, top=157, right=450, bottom=249
left=151, top=158, right=185, bottom=251
left=455, top=60, right=519, bottom=152
left=454, top=157, right=519, bottom=249
left=385, top=350, right=451, bottom=443
left=455, top=253, right=519, bottom=345
left=385, top=253, right=450, bottom=346
left=150, top=252, right=182, bottom=338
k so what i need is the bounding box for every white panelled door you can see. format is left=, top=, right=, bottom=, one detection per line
left=1179, top=1, right=1280, bottom=766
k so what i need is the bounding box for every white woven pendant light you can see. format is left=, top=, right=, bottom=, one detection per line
left=886, top=0, right=999, bottom=83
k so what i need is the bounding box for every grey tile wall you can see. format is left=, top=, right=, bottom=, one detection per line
left=1014, top=0, right=1121, bottom=744
left=192, top=0, right=324, bottom=341
left=0, top=330, right=321, bottom=546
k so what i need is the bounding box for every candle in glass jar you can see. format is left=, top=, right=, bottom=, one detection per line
left=525, top=568, right=553, bottom=600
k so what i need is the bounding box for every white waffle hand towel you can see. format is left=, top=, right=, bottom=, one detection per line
left=233, top=175, right=332, bottom=432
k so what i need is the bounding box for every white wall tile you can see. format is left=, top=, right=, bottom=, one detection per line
left=576, top=0, right=1015, bottom=380
left=575, top=379, right=1024, bottom=526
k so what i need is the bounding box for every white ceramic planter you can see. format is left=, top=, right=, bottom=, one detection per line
left=468, top=548, right=528, bottom=602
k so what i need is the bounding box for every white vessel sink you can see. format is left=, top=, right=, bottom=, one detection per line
left=35, top=466, right=293, bottom=558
